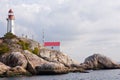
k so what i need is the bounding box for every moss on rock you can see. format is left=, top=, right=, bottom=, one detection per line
left=0, top=43, right=9, bottom=54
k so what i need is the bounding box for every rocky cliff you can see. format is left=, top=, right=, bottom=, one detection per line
left=0, top=33, right=84, bottom=77
left=0, top=33, right=120, bottom=77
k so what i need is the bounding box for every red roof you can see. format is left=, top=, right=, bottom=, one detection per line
left=9, top=9, right=13, bottom=13
left=44, top=42, right=60, bottom=46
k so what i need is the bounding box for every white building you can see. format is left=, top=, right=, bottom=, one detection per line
left=6, top=9, right=15, bottom=34
left=44, top=42, right=60, bottom=51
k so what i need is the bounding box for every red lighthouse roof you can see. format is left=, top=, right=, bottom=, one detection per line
left=44, top=42, right=60, bottom=46
left=8, top=9, right=15, bottom=20
left=9, top=9, right=13, bottom=13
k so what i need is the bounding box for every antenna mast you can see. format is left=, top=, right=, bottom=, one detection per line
left=42, top=28, right=45, bottom=45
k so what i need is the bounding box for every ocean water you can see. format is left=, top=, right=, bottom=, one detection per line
left=1, top=69, right=120, bottom=80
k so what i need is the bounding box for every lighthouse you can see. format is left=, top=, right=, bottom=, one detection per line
left=6, top=9, right=15, bottom=34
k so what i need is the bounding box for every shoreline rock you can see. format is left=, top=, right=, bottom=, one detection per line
left=83, top=54, right=120, bottom=70
left=4, top=66, right=31, bottom=77
left=0, top=34, right=120, bottom=77
left=0, top=52, right=27, bottom=68
left=0, top=62, right=10, bottom=75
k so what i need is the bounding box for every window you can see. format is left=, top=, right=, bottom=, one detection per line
left=51, top=46, right=54, bottom=49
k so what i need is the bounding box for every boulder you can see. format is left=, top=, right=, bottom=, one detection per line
left=5, top=66, right=31, bottom=77
left=83, top=54, right=120, bottom=70
left=23, top=50, right=47, bottom=74
left=0, top=62, right=10, bottom=75
left=38, top=48, right=79, bottom=68
left=0, top=52, right=27, bottom=68
left=24, top=50, right=70, bottom=74
left=3, top=38, right=22, bottom=52
left=35, top=63, right=68, bottom=75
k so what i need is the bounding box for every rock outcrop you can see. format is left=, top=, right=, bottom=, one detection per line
left=0, top=62, right=10, bottom=75
left=4, top=66, right=30, bottom=77
left=0, top=52, right=27, bottom=68
left=83, top=54, right=120, bottom=70
left=0, top=33, right=120, bottom=77
left=19, top=37, right=41, bottom=50
left=35, top=63, right=68, bottom=75
left=38, top=48, right=79, bottom=68
left=24, top=50, right=70, bottom=75
left=23, top=50, right=47, bottom=74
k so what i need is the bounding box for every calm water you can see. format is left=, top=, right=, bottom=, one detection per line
left=1, top=69, right=120, bottom=80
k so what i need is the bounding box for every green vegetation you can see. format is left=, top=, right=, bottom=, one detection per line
left=17, top=39, right=40, bottom=55
left=4, top=32, right=16, bottom=39
left=17, top=40, right=30, bottom=50
left=32, top=47, right=39, bottom=55
left=0, top=43, right=9, bottom=54
left=0, top=32, right=40, bottom=56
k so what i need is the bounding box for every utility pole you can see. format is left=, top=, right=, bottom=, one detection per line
left=42, top=28, right=45, bottom=46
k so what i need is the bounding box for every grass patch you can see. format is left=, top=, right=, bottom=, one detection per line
left=4, top=32, right=16, bottom=39
left=0, top=43, right=9, bottom=54
left=32, top=47, right=39, bottom=55
left=17, top=40, right=30, bottom=50
left=17, top=40, right=40, bottom=55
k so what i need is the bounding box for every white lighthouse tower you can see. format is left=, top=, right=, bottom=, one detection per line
left=6, top=9, right=15, bottom=34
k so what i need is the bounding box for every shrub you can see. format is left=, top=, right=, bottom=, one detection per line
left=17, top=40, right=29, bottom=50
left=17, top=40, right=39, bottom=55
left=32, top=47, right=39, bottom=55
left=4, top=32, right=16, bottom=39
left=0, top=43, right=9, bottom=54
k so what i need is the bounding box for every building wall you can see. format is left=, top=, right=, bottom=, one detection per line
left=45, top=46, right=60, bottom=51
left=11, top=20, right=15, bottom=34
left=7, top=19, right=15, bottom=34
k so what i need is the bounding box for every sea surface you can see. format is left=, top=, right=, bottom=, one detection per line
left=1, top=69, right=120, bottom=80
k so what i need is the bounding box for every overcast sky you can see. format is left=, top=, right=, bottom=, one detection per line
left=0, top=0, right=120, bottom=62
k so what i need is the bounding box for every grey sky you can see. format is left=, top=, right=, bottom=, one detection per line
left=0, top=0, right=120, bottom=62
